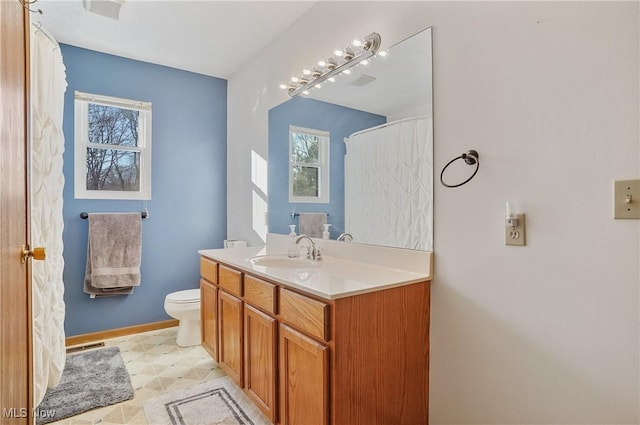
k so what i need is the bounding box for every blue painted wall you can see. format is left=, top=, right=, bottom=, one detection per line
left=268, top=97, right=386, bottom=239
left=60, top=45, right=227, bottom=336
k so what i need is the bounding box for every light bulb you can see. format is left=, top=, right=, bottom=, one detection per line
left=279, top=83, right=288, bottom=90
left=343, top=69, right=352, bottom=75
left=343, top=48, right=355, bottom=61
left=302, top=90, right=310, bottom=95
left=360, top=59, right=369, bottom=66
left=328, top=77, right=336, bottom=83
left=315, top=84, right=322, bottom=89
left=317, top=60, right=326, bottom=67
left=291, top=76, right=299, bottom=83
left=352, top=39, right=363, bottom=47
left=302, top=69, right=311, bottom=76
left=334, top=49, right=343, bottom=57
left=378, top=50, right=389, bottom=58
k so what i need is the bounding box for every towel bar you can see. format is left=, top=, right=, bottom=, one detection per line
left=80, top=212, right=148, bottom=219
left=291, top=212, right=329, bottom=218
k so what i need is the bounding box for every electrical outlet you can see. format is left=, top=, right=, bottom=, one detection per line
left=505, top=214, right=526, bottom=246
left=614, top=179, right=640, bottom=219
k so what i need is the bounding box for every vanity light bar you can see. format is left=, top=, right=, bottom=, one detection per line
left=285, top=32, right=382, bottom=97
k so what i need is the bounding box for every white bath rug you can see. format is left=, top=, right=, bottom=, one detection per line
left=142, top=376, right=270, bottom=425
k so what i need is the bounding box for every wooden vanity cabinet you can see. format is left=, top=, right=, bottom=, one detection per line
left=200, top=279, right=218, bottom=360
left=278, top=288, right=330, bottom=425
left=279, top=288, right=329, bottom=341
left=199, top=255, right=431, bottom=425
left=218, top=291, right=244, bottom=384
left=279, top=324, right=329, bottom=425
left=330, top=281, right=430, bottom=425
left=217, top=267, right=244, bottom=386
left=200, top=258, right=218, bottom=360
left=242, top=275, right=278, bottom=422
left=244, top=304, right=278, bottom=423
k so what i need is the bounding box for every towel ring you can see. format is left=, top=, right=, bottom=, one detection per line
left=440, top=150, right=480, bottom=188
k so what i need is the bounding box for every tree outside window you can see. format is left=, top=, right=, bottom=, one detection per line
left=86, top=104, right=140, bottom=191
left=74, top=92, right=151, bottom=199
left=289, top=126, right=329, bottom=203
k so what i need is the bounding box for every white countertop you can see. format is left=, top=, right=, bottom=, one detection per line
left=198, top=238, right=432, bottom=300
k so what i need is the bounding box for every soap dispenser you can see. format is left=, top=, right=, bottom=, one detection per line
left=287, top=225, right=299, bottom=258
left=322, top=224, right=332, bottom=240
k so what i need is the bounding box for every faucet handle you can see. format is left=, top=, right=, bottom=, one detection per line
left=314, top=247, right=323, bottom=261
left=337, top=232, right=353, bottom=242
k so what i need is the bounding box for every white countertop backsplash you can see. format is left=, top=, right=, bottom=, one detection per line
left=198, top=233, right=432, bottom=300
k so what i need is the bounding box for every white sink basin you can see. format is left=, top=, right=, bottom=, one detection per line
left=250, top=255, right=317, bottom=269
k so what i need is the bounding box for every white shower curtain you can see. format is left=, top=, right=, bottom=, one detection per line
left=344, top=116, right=433, bottom=251
left=31, top=23, right=67, bottom=406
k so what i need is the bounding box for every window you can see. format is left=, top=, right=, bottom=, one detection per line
left=74, top=91, right=152, bottom=199
left=289, top=125, right=329, bottom=203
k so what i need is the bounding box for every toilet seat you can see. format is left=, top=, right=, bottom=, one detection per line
left=165, top=289, right=200, bottom=304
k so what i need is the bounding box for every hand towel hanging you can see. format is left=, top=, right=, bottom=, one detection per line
left=83, top=213, right=142, bottom=298
left=298, top=212, right=327, bottom=238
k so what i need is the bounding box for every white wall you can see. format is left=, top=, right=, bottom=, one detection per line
left=227, top=2, right=639, bottom=424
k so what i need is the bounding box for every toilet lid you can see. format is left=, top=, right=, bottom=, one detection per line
left=166, top=289, right=200, bottom=303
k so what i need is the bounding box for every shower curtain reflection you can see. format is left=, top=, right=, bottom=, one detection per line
left=344, top=116, right=433, bottom=251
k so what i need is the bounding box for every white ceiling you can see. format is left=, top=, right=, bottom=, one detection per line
left=35, top=0, right=317, bottom=78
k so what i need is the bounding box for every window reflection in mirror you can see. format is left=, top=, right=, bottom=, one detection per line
left=289, top=126, right=329, bottom=203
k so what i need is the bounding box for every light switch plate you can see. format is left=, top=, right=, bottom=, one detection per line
left=614, top=179, right=640, bottom=219
left=505, top=214, right=526, bottom=246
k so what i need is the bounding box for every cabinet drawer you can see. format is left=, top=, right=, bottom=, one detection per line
left=279, top=289, right=329, bottom=342
left=219, top=265, right=243, bottom=297
left=244, top=275, right=277, bottom=316
left=200, top=257, right=218, bottom=284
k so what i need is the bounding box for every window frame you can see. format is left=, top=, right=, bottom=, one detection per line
left=288, top=125, right=330, bottom=204
left=74, top=91, right=152, bottom=200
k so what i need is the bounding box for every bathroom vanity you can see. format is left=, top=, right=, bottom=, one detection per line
left=199, top=236, right=432, bottom=425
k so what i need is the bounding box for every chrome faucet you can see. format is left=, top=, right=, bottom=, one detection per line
left=337, top=232, right=353, bottom=242
left=295, top=235, right=322, bottom=261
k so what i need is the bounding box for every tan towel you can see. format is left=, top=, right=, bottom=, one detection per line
left=83, top=213, right=142, bottom=298
left=298, top=212, right=327, bottom=238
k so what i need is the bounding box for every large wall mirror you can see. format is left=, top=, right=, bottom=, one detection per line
left=268, top=27, right=433, bottom=251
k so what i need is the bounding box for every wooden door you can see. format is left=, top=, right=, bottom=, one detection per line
left=200, top=279, right=218, bottom=360
left=279, top=325, right=328, bottom=425
left=0, top=1, right=31, bottom=423
left=218, top=290, right=243, bottom=386
left=244, top=304, right=277, bottom=423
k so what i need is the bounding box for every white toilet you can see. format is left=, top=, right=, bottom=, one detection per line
left=164, top=289, right=201, bottom=347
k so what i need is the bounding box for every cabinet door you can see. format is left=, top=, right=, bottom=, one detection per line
left=218, top=290, right=243, bottom=386
left=244, top=305, right=277, bottom=423
left=279, top=324, right=328, bottom=425
left=200, top=279, right=218, bottom=360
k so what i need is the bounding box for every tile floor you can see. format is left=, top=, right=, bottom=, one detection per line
left=50, top=327, right=225, bottom=425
